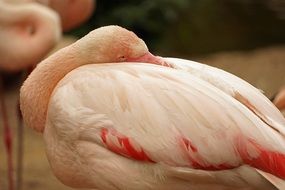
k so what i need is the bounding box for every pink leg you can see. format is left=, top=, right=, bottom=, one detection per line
left=15, top=68, right=33, bottom=190
left=0, top=76, right=14, bottom=190
left=16, top=69, right=31, bottom=190
left=16, top=100, right=23, bottom=190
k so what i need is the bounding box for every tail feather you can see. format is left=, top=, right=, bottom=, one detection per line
left=240, top=139, right=285, bottom=180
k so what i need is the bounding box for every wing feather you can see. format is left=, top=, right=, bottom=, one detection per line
left=164, top=58, right=285, bottom=135
left=49, top=63, right=285, bottom=179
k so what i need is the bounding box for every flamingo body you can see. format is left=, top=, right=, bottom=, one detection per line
left=165, top=58, right=285, bottom=130
left=43, top=63, right=284, bottom=189
left=20, top=26, right=285, bottom=190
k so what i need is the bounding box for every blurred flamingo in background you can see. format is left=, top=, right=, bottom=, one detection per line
left=0, top=1, right=94, bottom=189
left=2, top=0, right=95, bottom=32
left=20, top=26, right=285, bottom=190
left=0, top=0, right=95, bottom=71
left=0, top=2, right=61, bottom=190
left=0, top=1, right=61, bottom=71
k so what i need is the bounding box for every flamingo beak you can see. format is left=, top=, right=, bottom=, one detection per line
left=127, top=52, right=173, bottom=68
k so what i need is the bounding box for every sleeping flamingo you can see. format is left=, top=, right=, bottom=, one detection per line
left=20, top=26, right=285, bottom=190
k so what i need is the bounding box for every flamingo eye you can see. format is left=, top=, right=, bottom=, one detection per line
left=118, top=55, right=127, bottom=62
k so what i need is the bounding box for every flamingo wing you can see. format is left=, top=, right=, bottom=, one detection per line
left=164, top=58, right=285, bottom=135
left=162, top=58, right=285, bottom=187
left=48, top=63, right=285, bottom=180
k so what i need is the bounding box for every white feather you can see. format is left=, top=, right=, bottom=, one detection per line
left=43, top=63, right=284, bottom=190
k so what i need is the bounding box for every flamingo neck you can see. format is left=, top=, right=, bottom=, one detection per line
left=20, top=46, right=83, bottom=133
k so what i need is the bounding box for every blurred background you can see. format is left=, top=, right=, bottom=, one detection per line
left=0, top=0, right=285, bottom=189
left=72, top=0, right=285, bottom=55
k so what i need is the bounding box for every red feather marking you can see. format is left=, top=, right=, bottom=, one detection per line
left=181, top=137, right=235, bottom=170
left=239, top=139, right=285, bottom=179
left=100, top=128, right=154, bottom=162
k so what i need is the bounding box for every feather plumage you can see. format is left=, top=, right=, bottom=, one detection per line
left=43, top=63, right=285, bottom=189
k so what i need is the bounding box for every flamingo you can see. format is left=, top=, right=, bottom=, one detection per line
left=2, top=0, right=95, bottom=32
left=1, top=1, right=95, bottom=189
left=0, top=2, right=61, bottom=190
left=0, top=1, right=61, bottom=71
left=20, top=25, right=285, bottom=190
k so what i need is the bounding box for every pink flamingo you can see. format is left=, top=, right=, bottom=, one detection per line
left=1, top=1, right=95, bottom=189
left=20, top=26, right=285, bottom=190
left=0, top=1, right=61, bottom=71
left=0, top=2, right=61, bottom=190
left=2, top=0, right=95, bottom=32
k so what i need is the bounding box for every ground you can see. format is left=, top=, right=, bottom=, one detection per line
left=0, top=40, right=285, bottom=190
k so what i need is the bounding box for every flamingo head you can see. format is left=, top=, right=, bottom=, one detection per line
left=74, top=25, right=166, bottom=66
